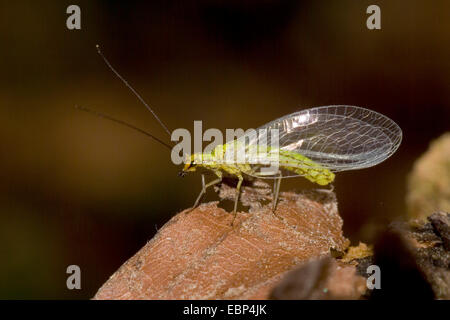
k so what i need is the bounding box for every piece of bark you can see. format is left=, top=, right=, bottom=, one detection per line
left=370, top=228, right=435, bottom=299
left=345, top=212, right=450, bottom=299
left=429, top=212, right=450, bottom=251
left=386, top=212, right=450, bottom=299
left=94, top=183, right=349, bottom=300
left=270, top=257, right=367, bottom=300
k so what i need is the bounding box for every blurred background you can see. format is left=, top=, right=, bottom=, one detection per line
left=0, top=0, right=449, bottom=298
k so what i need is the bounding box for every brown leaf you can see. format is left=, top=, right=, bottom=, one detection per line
left=94, top=188, right=348, bottom=300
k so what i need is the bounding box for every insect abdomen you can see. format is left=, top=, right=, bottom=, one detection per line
left=279, top=150, right=335, bottom=185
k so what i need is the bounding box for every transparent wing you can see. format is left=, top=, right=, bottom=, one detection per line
left=234, top=105, right=402, bottom=179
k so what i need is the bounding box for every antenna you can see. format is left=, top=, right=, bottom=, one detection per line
left=96, top=44, right=172, bottom=138
left=75, top=105, right=172, bottom=151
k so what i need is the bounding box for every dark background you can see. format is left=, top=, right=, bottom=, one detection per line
left=0, top=0, right=448, bottom=298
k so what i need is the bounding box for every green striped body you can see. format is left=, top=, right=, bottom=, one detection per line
left=187, top=143, right=335, bottom=186
left=277, top=149, right=335, bottom=185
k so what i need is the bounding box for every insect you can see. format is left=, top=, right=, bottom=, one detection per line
left=79, top=46, right=402, bottom=218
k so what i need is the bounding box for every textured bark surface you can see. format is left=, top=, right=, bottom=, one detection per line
left=94, top=183, right=349, bottom=300
left=385, top=212, right=450, bottom=299
left=345, top=212, right=450, bottom=300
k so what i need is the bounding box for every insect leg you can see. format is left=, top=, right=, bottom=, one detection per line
left=328, top=183, right=335, bottom=193
left=272, top=173, right=282, bottom=212
left=230, top=175, right=244, bottom=226
left=233, top=176, right=244, bottom=213
left=190, top=174, right=222, bottom=212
